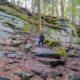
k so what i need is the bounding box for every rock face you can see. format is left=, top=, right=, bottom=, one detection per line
left=0, top=23, right=15, bottom=34
left=32, top=48, right=60, bottom=59
left=0, top=23, right=15, bottom=39
left=0, top=11, right=26, bottom=29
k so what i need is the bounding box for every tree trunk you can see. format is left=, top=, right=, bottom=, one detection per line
left=55, top=1, right=59, bottom=17
left=72, top=0, right=75, bottom=24
left=37, top=0, right=42, bottom=33
left=24, top=0, right=36, bottom=44
left=79, top=16, right=80, bottom=25
left=43, top=1, right=45, bottom=28
left=61, top=0, right=64, bottom=18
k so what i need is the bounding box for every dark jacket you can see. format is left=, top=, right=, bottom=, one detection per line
left=39, top=35, right=44, bottom=41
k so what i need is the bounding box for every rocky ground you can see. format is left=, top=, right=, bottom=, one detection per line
left=0, top=32, right=80, bottom=80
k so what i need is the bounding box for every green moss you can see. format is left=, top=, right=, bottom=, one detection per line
left=52, top=24, right=61, bottom=28
left=18, top=13, right=27, bottom=21
left=46, top=39, right=54, bottom=46
left=44, top=38, right=60, bottom=47
left=20, top=23, right=31, bottom=33
left=44, top=37, right=50, bottom=44
left=57, top=48, right=68, bottom=58
left=72, top=25, right=80, bottom=39
left=0, top=3, right=28, bottom=21
left=5, top=1, right=22, bottom=13
left=24, top=44, right=32, bottom=52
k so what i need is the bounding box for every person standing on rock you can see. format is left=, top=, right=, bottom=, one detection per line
left=39, top=33, right=45, bottom=47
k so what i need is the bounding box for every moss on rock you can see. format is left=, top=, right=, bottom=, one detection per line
left=20, top=23, right=31, bottom=33
left=44, top=38, right=60, bottom=47
left=57, top=48, right=68, bottom=58
left=0, top=2, right=28, bottom=21
left=24, top=44, right=32, bottom=52
left=22, top=74, right=30, bottom=80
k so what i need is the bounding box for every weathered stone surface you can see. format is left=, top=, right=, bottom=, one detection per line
left=50, top=59, right=66, bottom=67
left=0, top=31, right=13, bottom=39
left=50, top=71, right=57, bottom=78
left=16, top=56, right=22, bottom=59
left=24, top=44, right=32, bottom=52
left=18, top=52, right=23, bottom=56
left=0, top=11, right=26, bottom=29
left=13, top=71, right=33, bottom=78
left=0, top=23, right=15, bottom=34
left=12, top=40, right=22, bottom=46
left=70, top=68, right=79, bottom=72
left=34, top=41, right=39, bottom=46
left=7, top=47, right=16, bottom=52
left=0, top=51, right=5, bottom=58
left=40, top=73, right=48, bottom=80
left=38, top=60, right=51, bottom=65
left=36, top=64, right=46, bottom=68
left=32, top=48, right=60, bottom=59
left=0, top=76, right=10, bottom=80
left=69, top=73, right=80, bottom=80
left=8, top=53, right=16, bottom=58
left=72, top=62, right=78, bottom=66
left=4, top=66, right=11, bottom=72
left=8, top=60, right=14, bottom=64
left=56, top=71, right=63, bottom=77
left=68, top=50, right=76, bottom=57
left=13, top=71, right=23, bottom=76
left=21, top=74, right=30, bottom=80
left=25, top=73, right=33, bottom=78
left=50, top=71, right=63, bottom=78
left=31, top=68, right=42, bottom=75
left=0, top=23, right=15, bottom=39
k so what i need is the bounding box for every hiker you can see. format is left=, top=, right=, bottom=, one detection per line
left=39, top=33, right=44, bottom=47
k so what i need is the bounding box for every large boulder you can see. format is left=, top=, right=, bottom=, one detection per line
left=0, top=23, right=15, bottom=39
left=31, top=48, right=60, bottom=59
left=0, top=23, right=15, bottom=34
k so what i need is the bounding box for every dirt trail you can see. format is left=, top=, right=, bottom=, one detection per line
left=0, top=32, right=80, bottom=80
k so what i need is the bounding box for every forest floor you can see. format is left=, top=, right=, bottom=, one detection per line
left=0, top=32, right=80, bottom=80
